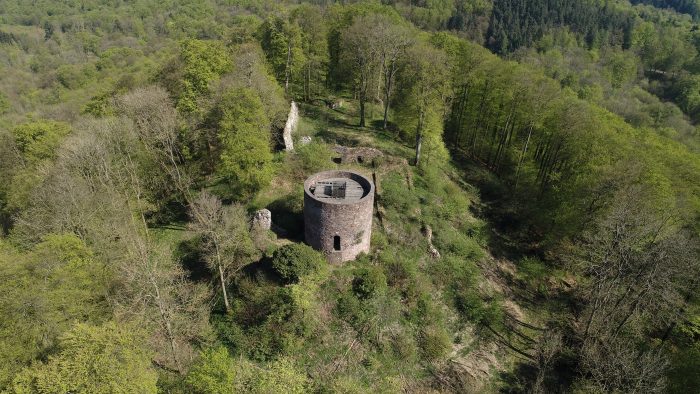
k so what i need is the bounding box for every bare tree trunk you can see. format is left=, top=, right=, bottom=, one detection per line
left=285, top=41, right=291, bottom=95
left=415, top=132, right=422, bottom=166
left=382, top=66, right=393, bottom=130
left=214, top=242, right=231, bottom=313
left=217, top=264, right=230, bottom=313
left=150, top=273, right=182, bottom=373
left=359, top=86, right=366, bottom=127
left=515, top=123, right=533, bottom=188
left=414, top=108, right=425, bottom=166
left=306, top=63, right=311, bottom=102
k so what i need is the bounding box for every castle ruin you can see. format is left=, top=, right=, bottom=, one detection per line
left=303, top=170, right=374, bottom=263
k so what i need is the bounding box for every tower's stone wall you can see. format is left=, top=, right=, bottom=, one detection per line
left=303, top=170, right=374, bottom=263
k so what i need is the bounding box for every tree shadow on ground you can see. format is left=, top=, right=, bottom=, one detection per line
left=266, top=196, right=304, bottom=242
left=316, top=128, right=363, bottom=146
left=175, top=236, right=211, bottom=282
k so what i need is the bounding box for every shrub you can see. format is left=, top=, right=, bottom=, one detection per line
left=230, top=283, right=308, bottom=361
left=294, top=141, right=333, bottom=174
left=335, top=291, right=368, bottom=328
left=380, top=249, right=420, bottom=302
left=249, top=358, right=309, bottom=394
left=389, top=329, right=418, bottom=361
left=352, top=267, right=387, bottom=299
left=418, top=325, right=451, bottom=361
left=211, top=314, right=245, bottom=356
left=185, top=347, right=237, bottom=394
left=271, top=243, right=324, bottom=283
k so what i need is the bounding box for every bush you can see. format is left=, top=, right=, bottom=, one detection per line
left=389, top=329, right=418, bottom=361
left=271, top=243, right=324, bottom=283
left=418, top=325, right=451, bottom=361
left=250, top=358, right=309, bottom=394
left=380, top=249, right=420, bottom=302
left=185, top=347, right=237, bottom=394
left=352, top=267, right=387, bottom=299
left=335, top=291, right=368, bottom=328
left=294, top=141, right=333, bottom=174
left=229, top=282, right=308, bottom=361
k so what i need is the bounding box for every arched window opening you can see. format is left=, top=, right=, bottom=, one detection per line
left=333, top=235, right=341, bottom=251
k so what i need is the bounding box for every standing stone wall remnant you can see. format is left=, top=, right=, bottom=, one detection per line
left=283, top=101, right=299, bottom=151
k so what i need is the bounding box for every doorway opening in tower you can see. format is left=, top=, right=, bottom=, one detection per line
left=333, top=235, right=341, bottom=251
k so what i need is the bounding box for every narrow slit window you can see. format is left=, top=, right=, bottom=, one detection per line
left=333, top=235, right=341, bottom=251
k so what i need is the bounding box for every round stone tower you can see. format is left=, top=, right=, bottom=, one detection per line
left=303, top=170, right=374, bottom=263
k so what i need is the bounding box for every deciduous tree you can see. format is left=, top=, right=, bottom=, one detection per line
left=10, top=322, right=157, bottom=394
left=215, top=88, right=274, bottom=197
left=188, top=192, right=256, bottom=313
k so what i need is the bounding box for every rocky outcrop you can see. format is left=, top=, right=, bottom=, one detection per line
left=251, top=209, right=272, bottom=231
left=283, top=101, right=298, bottom=151
left=423, top=225, right=441, bottom=259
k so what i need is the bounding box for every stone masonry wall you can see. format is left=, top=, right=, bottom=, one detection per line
left=283, top=101, right=298, bottom=151
left=303, top=170, right=374, bottom=263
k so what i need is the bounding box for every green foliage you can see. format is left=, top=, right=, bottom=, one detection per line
left=293, top=141, right=334, bottom=175
left=216, top=88, right=274, bottom=196
left=291, top=4, right=330, bottom=100
left=186, top=347, right=308, bottom=394
left=81, top=93, right=115, bottom=117
left=186, top=347, right=238, bottom=394
left=631, top=0, right=700, bottom=19
left=174, top=39, right=232, bottom=113
left=517, top=256, right=551, bottom=294
left=0, top=234, right=111, bottom=388
left=2, top=120, right=69, bottom=212
left=221, top=279, right=308, bottom=361
left=12, top=121, right=70, bottom=163
left=56, top=64, right=96, bottom=90
left=258, top=15, right=305, bottom=93
left=433, top=255, right=502, bottom=327
left=335, top=290, right=371, bottom=328
left=602, top=51, right=637, bottom=89
left=487, top=0, right=635, bottom=53
left=96, top=47, right=143, bottom=71
left=668, top=345, right=700, bottom=394
left=1, top=1, right=699, bottom=392
left=352, top=266, right=387, bottom=299
left=432, top=227, right=484, bottom=261
left=380, top=248, right=419, bottom=301
left=10, top=322, right=156, bottom=394
left=249, top=358, right=308, bottom=394
left=394, top=41, right=450, bottom=167
left=271, top=243, right=324, bottom=283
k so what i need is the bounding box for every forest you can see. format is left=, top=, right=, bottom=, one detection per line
left=0, top=0, right=698, bottom=393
